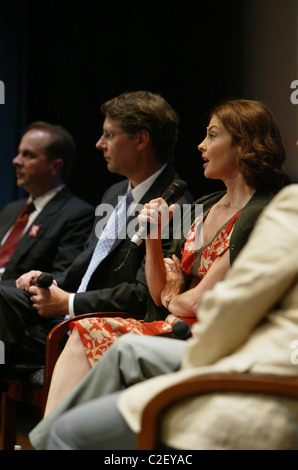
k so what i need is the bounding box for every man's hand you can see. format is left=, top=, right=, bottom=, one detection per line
left=28, top=284, right=70, bottom=318
left=16, top=270, right=43, bottom=291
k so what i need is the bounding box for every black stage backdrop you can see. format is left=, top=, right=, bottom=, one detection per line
left=0, top=0, right=245, bottom=208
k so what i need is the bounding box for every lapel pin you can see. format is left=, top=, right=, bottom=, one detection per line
left=29, top=225, right=41, bottom=237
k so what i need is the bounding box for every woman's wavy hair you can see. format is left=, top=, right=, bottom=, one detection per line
left=210, top=99, right=290, bottom=191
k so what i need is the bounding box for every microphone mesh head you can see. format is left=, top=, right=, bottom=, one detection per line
left=170, top=180, right=188, bottom=195
left=162, top=179, right=188, bottom=204
left=172, top=321, right=191, bottom=339
left=37, top=272, right=53, bottom=288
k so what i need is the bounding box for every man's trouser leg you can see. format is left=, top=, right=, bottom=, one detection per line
left=30, top=332, right=186, bottom=449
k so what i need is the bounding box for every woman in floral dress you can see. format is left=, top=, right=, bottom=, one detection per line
left=43, top=99, right=289, bottom=415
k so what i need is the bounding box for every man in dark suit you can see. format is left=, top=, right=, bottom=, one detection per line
left=0, top=121, right=94, bottom=284
left=0, top=91, right=192, bottom=370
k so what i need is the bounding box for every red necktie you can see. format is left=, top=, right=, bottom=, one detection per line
left=0, top=202, right=35, bottom=268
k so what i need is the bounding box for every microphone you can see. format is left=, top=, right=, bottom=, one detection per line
left=172, top=321, right=192, bottom=340
left=114, top=179, right=188, bottom=272
left=30, top=272, right=54, bottom=288
left=130, top=179, right=188, bottom=246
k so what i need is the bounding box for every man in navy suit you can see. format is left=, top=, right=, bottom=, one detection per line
left=0, top=121, right=94, bottom=284
left=0, top=91, right=192, bottom=370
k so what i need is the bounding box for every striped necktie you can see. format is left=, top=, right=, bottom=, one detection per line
left=77, top=191, right=133, bottom=292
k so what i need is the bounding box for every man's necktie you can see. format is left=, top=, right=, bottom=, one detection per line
left=77, top=191, right=133, bottom=292
left=0, top=202, right=35, bottom=268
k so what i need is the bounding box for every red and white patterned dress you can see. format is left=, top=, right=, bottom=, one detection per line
left=70, top=210, right=242, bottom=366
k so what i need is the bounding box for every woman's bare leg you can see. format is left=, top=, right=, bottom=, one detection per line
left=44, top=327, right=91, bottom=417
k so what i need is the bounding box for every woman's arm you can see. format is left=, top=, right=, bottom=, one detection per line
left=161, top=249, right=231, bottom=317
left=138, top=198, right=176, bottom=306
left=144, top=237, right=167, bottom=306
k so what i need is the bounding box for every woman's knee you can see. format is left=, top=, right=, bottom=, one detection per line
left=64, top=326, right=85, bottom=353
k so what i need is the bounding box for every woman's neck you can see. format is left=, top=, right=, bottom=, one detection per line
left=221, top=177, right=256, bottom=209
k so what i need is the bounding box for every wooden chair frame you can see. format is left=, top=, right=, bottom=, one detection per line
left=136, top=372, right=298, bottom=449
left=2, top=317, right=297, bottom=450
left=1, top=311, right=143, bottom=450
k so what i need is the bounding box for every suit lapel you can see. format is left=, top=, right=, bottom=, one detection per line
left=7, top=188, right=72, bottom=264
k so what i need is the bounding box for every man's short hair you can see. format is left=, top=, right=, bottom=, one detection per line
left=25, top=121, right=77, bottom=182
left=101, top=91, right=179, bottom=163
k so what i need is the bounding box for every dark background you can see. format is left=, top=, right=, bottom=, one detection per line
left=0, top=0, right=251, bottom=208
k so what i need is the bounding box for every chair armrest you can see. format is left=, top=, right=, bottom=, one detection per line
left=137, top=372, right=298, bottom=449
left=43, top=311, right=143, bottom=395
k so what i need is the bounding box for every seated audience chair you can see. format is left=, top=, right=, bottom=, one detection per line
left=136, top=372, right=298, bottom=449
